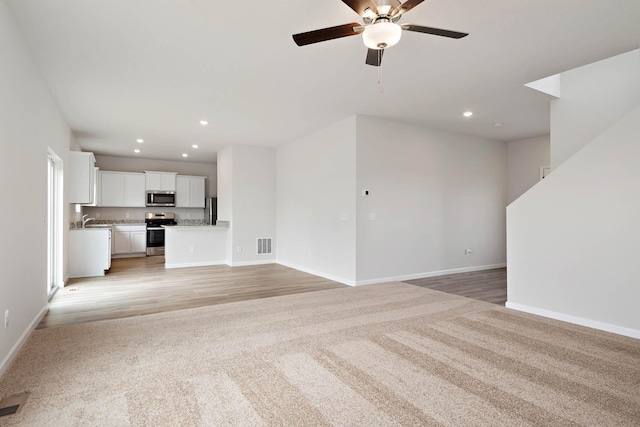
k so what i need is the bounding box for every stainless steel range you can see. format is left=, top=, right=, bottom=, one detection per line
left=145, top=212, right=177, bottom=256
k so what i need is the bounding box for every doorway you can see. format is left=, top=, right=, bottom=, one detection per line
left=47, top=149, right=63, bottom=297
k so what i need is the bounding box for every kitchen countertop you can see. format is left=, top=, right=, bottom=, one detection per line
left=164, top=225, right=227, bottom=229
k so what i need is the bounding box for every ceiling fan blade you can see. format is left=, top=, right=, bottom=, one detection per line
left=391, top=0, right=424, bottom=15
left=341, top=0, right=378, bottom=17
left=365, top=48, right=384, bottom=66
left=292, top=23, right=363, bottom=46
left=401, top=24, right=469, bottom=39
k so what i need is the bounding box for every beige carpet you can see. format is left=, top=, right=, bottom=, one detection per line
left=1, top=282, right=639, bottom=426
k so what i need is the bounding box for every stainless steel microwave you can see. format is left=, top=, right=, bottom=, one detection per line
left=146, top=191, right=176, bottom=207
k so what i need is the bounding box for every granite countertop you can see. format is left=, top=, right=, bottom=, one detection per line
left=164, top=225, right=227, bottom=230
left=70, top=219, right=146, bottom=229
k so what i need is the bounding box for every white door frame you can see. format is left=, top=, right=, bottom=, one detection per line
left=47, top=148, right=63, bottom=297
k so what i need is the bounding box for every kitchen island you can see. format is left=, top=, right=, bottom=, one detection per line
left=164, top=225, right=228, bottom=268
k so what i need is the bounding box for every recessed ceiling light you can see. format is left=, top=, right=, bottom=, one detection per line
left=493, top=122, right=504, bottom=127
left=463, top=111, right=473, bottom=118
left=182, top=153, right=188, bottom=158
left=136, top=138, right=144, bottom=143
left=200, top=120, right=208, bottom=126
left=192, top=144, right=199, bottom=149
left=134, top=149, right=140, bottom=153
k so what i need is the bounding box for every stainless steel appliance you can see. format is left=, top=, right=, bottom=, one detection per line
left=146, top=190, right=176, bottom=207
left=205, top=197, right=217, bottom=225
left=145, top=212, right=177, bottom=256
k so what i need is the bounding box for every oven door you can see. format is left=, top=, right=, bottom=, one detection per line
left=146, top=227, right=165, bottom=256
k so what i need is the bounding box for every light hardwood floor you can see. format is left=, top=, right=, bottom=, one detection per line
left=38, top=257, right=345, bottom=329
left=40, top=259, right=507, bottom=329
left=405, top=268, right=507, bottom=305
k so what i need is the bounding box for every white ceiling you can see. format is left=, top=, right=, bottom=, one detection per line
left=8, top=0, right=640, bottom=164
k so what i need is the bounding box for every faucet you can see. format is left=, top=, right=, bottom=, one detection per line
left=82, top=214, right=95, bottom=228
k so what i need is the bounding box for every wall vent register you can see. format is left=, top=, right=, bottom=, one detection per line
left=257, top=238, right=273, bottom=255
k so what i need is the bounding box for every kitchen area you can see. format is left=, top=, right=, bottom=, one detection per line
left=68, top=152, right=228, bottom=278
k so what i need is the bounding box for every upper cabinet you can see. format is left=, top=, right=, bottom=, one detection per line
left=145, top=171, right=177, bottom=191
left=69, top=152, right=97, bottom=204
left=176, top=175, right=206, bottom=208
left=100, top=171, right=145, bottom=207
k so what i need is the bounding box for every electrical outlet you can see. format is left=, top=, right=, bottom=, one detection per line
left=237, top=245, right=242, bottom=253
left=187, top=213, right=191, bottom=219
left=96, top=212, right=100, bottom=218
left=189, top=246, right=194, bottom=253
left=125, top=212, right=130, bottom=219
left=4, top=310, right=8, bottom=328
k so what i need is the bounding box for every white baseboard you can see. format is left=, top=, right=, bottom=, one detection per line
left=505, top=301, right=640, bottom=340
left=0, top=304, right=49, bottom=379
left=276, top=260, right=356, bottom=286
left=355, top=263, right=507, bottom=286
left=164, top=260, right=228, bottom=269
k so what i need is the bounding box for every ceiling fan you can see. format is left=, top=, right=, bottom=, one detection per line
left=292, top=0, right=468, bottom=66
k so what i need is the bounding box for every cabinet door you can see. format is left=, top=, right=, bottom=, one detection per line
left=175, top=176, right=190, bottom=207
left=161, top=174, right=177, bottom=191
left=113, top=231, right=131, bottom=254
left=145, top=173, right=162, bottom=191
left=146, top=172, right=176, bottom=191
left=100, top=172, right=124, bottom=206
left=69, top=152, right=96, bottom=204
left=190, top=177, right=206, bottom=208
left=124, top=173, right=145, bottom=207
left=131, top=231, right=147, bottom=253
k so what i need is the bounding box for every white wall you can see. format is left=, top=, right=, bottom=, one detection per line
left=507, top=105, right=640, bottom=336
left=217, top=146, right=233, bottom=261
left=550, top=49, right=640, bottom=169
left=276, top=117, right=357, bottom=284
left=507, top=135, right=550, bottom=204
left=0, top=3, right=74, bottom=375
left=355, top=116, right=507, bottom=284
left=218, top=145, right=276, bottom=266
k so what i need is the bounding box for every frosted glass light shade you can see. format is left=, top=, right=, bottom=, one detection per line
left=362, top=22, right=402, bottom=50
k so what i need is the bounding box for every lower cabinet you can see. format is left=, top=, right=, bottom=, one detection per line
left=69, top=229, right=111, bottom=278
left=113, top=225, right=147, bottom=257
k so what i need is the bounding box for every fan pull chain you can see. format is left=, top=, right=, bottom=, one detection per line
left=377, top=49, right=384, bottom=94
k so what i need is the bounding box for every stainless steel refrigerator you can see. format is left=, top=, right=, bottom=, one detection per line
left=205, top=197, right=217, bottom=225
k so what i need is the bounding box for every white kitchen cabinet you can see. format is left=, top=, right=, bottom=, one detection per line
left=176, top=175, right=206, bottom=208
left=145, top=171, right=177, bottom=191
left=69, top=229, right=111, bottom=278
left=100, top=171, right=145, bottom=207
left=113, top=225, right=147, bottom=256
left=69, top=152, right=97, bottom=204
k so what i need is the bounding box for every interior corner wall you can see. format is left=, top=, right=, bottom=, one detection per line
left=550, top=49, right=640, bottom=169
left=0, top=2, right=73, bottom=375
left=507, top=105, right=640, bottom=336
left=216, top=146, right=233, bottom=262
left=276, top=117, right=357, bottom=285
left=507, top=135, right=550, bottom=204
left=355, top=116, right=507, bottom=284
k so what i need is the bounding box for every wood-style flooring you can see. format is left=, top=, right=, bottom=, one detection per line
left=38, top=257, right=345, bottom=329
left=405, top=268, right=507, bottom=305
left=40, top=258, right=507, bottom=329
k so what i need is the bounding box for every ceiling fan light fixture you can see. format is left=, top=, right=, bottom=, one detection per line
left=362, top=22, right=402, bottom=50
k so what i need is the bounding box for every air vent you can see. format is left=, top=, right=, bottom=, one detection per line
left=0, top=392, right=29, bottom=417
left=257, top=238, right=272, bottom=255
